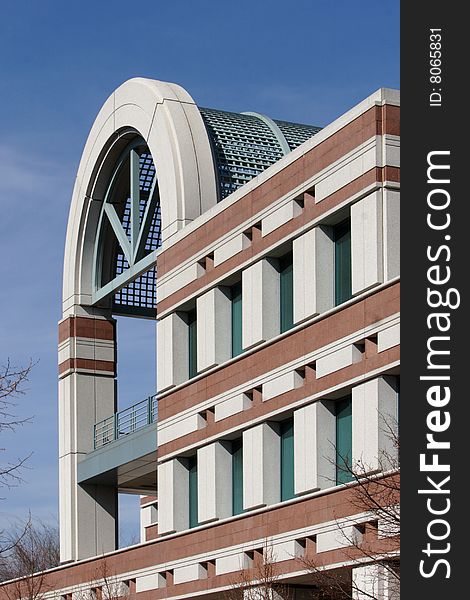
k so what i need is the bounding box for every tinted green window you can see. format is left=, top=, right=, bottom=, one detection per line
left=334, top=219, right=352, bottom=306
left=188, top=456, right=198, bottom=528
left=335, top=397, right=353, bottom=484
left=280, top=419, right=295, bottom=501
left=279, top=253, right=294, bottom=333
left=231, top=281, right=243, bottom=357
left=232, top=439, right=243, bottom=515
left=188, top=310, right=197, bottom=379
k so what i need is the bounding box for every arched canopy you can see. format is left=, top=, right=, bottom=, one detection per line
left=62, top=78, right=321, bottom=316
left=63, top=78, right=218, bottom=314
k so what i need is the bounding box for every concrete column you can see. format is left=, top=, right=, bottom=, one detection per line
left=58, top=314, right=117, bottom=562
left=351, top=191, right=383, bottom=296
left=197, top=442, right=232, bottom=523
left=196, top=287, right=231, bottom=372
left=352, top=376, right=399, bottom=474
left=243, top=423, right=280, bottom=510
left=383, top=189, right=400, bottom=281
left=293, top=226, right=334, bottom=324
left=352, top=564, right=399, bottom=600
left=157, top=458, right=189, bottom=534
left=157, top=312, right=189, bottom=392
left=242, top=259, right=280, bottom=350
left=380, top=564, right=400, bottom=600
left=140, top=502, right=158, bottom=543
left=294, top=401, right=336, bottom=494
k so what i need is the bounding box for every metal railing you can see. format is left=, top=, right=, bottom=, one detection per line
left=94, top=395, right=157, bottom=449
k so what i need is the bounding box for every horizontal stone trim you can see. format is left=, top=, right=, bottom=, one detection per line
left=378, top=323, right=400, bottom=352
left=314, top=141, right=378, bottom=203
left=157, top=347, right=399, bottom=460
left=157, top=104, right=400, bottom=279
left=136, top=573, right=160, bottom=592
left=261, top=198, right=303, bottom=236
left=214, top=392, right=253, bottom=422
left=157, top=166, right=400, bottom=316
left=213, top=232, right=251, bottom=267
left=58, top=337, right=115, bottom=365
left=158, top=310, right=398, bottom=436
left=215, top=552, right=251, bottom=575
left=271, top=539, right=305, bottom=562
left=14, top=476, right=399, bottom=596
left=173, top=563, right=207, bottom=585
left=316, top=344, right=363, bottom=379
left=58, top=358, right=116, bottom=376
left=316, top=525, right=363, bottom=553
left=381, top=134, right=400, bottom=168
left=157, top=262, right=204, bottom=303
left=158, top=413, right=206, bottom=446
left=158, top=283, right=400, bottom=423
left=58, top=316, right=115, bottom=344
left=262, top=370, right=304, bottom=401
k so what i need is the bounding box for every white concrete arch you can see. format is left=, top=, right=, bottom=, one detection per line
left=62, top=77, right=218, bottom=314
left=59, top=79, right=217, bottom=561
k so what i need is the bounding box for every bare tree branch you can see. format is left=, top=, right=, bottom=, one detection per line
left=298, top=416, right=400, bottom=600
left=0, top=359, right=35, bottom=496
left=224, top=540, right=293, bottom=600
left=73, top=557, right=130, bottom=600
left=0, top=517, right=60, bottom=599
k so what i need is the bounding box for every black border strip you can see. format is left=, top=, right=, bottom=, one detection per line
left=401, top=4, right=466, bottom=597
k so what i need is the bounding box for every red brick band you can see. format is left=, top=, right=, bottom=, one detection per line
left=156, top=165, right=400, bottom=315
left=158, top=344, right=400, bottom=459
left=158, top=282, right=400, bottom=422
left=17, top=476, right=398, bottom=593
left=58, top=316, right=115, bottom=344
left=58, top=358, right=116, bottom=376
left=157, top=104, right=400, bottom=279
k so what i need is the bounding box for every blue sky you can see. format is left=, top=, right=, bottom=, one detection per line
left=0, top=1, right=399, bottom=544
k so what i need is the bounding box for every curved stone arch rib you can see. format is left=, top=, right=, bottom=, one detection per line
left=242, top=111, right=291, bottom=156
left=63, top=78, right=218, bottom=315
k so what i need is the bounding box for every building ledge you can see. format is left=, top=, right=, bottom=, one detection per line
left=77, top=423, right=157, bottom=493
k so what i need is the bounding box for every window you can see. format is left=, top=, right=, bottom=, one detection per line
left=188, top=310, right=197, bottom=378
left=231, top=281, right=243, bottom=357
left=188, top=456, right=198, bottom=528
left=232, top=439, right=243, bottom=515
left=279, top=253, right=294, bottom=333
left=335, top=397, right=353, bottom=484
left=280, top=419, right=295, bottom=500
left=334, top=219, right=352, bottom=305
